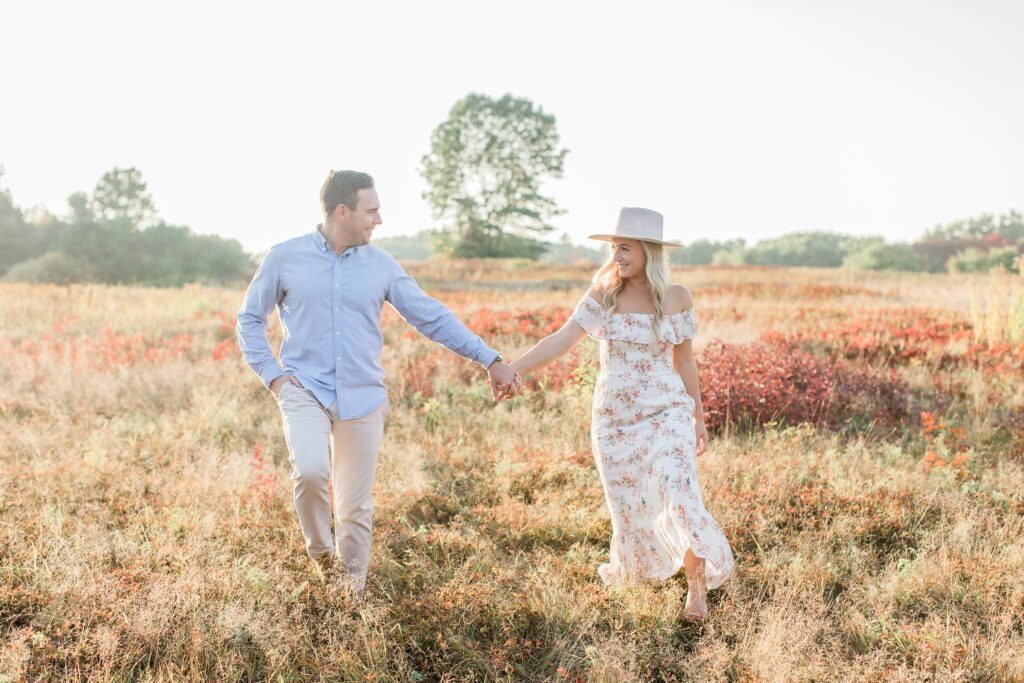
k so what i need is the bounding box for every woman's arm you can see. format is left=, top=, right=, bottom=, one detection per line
left=510, top=318, right=588, bottom=376
left=674, top=338, right=710, bottom=455
left=667, top=285, right=703, bottom=422
left=673, top=340, right=704, bottom=421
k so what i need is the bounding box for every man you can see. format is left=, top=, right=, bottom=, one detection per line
left=237, top=169, right=521, bottom=594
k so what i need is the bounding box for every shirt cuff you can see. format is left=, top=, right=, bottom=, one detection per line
left=260, top=365, right=286, bottom=389
left=478, top=346, right=500, bottom=369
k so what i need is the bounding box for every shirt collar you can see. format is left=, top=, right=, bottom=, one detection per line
left=313, top=224, right=360, bottom=256
left=313, top=225, right=330, bottom=252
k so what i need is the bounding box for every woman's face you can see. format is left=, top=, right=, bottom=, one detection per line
left=611, top=239, right=646, bottom=279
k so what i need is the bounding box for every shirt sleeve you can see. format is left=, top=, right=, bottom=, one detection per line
left=236, top=248, right=286, bottom=388
left=385, top=257, right=499, bottom=368
left=570, top=294, right=606, bottom=339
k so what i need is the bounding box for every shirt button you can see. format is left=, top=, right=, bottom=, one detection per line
left=336, top=331, right=340, bottom=336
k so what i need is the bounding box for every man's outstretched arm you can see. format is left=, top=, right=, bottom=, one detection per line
left=385, top=257, right=520, bottom=399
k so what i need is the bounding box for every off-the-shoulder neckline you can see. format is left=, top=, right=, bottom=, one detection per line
left=582, top=297, right=694, bottom=317
left=612, top=310, right=694, bottom=317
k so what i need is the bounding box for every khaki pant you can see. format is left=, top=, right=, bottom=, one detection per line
left=275, top=382, right=388, bottom=591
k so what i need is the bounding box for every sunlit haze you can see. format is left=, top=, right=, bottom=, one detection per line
left=2, top=0, right=1022, bottom=253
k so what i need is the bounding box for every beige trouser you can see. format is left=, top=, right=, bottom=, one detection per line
left=275, top=382, right=387, bottom=591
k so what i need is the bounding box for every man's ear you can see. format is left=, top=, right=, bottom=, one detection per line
left=333, top=203, right=348, bottom=221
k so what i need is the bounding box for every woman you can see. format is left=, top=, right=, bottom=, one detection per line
left=509, top=207, right=733, bottom=620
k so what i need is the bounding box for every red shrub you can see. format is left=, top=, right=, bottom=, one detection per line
left=699, top=337, right=908, bottom=433
left=524, top=353, right=582, bottom=393
left=700, top=282, right=883, bottom=302
left=464, top=306, right=569, bottom=341
left=781, top=309, right=974, bottom=366
left=246, top=443, right=279, bottom=514
left=774, top=307, right=1024, bottom=382
left=9, top=328, right=196, bottom=371
left=211, top=339, right=236, bottom=361
left=395, top=353, right=442, bottom=400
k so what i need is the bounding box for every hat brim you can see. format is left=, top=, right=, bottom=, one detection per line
left=588, top=233, right=683, bottom=248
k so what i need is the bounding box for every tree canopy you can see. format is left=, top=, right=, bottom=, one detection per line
left=91, top=167, right=158, bottom=226
left=421, top=93, right=568, bottom=259
left=0, top=167, right=253, bottom=285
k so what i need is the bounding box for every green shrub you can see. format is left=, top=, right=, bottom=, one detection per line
left=843, top=242, right=919, bottom=272
left=3, top=251, right=100, bottom=284
left=948, top=246, right=1021, bottom=274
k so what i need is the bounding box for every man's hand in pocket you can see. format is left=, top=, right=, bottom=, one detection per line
left=270, top=375, right=302, bottom=397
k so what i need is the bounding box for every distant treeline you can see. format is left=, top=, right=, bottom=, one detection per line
left=0, top=167, right=252, bottom=286
left=376, top=212, right=1024, bottom=274
left=2, top=165, right=1021, bottom=287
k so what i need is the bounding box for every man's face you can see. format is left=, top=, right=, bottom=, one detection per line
left=339, top=188, right=382, bottom=246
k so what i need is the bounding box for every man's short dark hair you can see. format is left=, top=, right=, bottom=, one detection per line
left=320, top=170, right=374, bottom=217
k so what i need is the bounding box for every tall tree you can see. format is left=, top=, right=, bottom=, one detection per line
left=92, top=166, right=156, bottom=227
left=996, top=210, right=1024, bottom=243
left=922, top=210, right=1023, bottom=243
left=421, top=93, right=568, bottom=259
left=66, top=191, right=94, bottom=223
left=0, top=168, right=56, bottom=275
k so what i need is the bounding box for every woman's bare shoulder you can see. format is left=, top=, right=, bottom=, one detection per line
left=664, top=284, right=694, bottom=314
left=585, top=285, right=605, bottom=304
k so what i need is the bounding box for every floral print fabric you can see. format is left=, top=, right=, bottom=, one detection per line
left=571, top=295, right=734, bottom=589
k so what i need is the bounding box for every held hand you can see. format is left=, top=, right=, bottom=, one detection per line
left=487, top=361, right=520, bottom=402
left=695, top=420, right=709, bottom=457
left=499, top=371, right=523, bottom=401
left=502, top=361, right=525, bottom=401
left=505, top=360, right=527, bottom=400
left=270, top=374, right=302, bottom=397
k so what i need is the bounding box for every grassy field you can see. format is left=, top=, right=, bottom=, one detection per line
left=1, top=263, right=1023, bottom=682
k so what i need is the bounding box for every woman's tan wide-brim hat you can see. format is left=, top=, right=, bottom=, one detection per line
left=588, top=207, right=682, bottom=247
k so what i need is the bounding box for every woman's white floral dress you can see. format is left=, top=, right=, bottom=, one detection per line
left=571, top=295, right=734, bottom=589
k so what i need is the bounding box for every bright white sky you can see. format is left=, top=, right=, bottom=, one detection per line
left=2, top=0, right=1022, bottom=254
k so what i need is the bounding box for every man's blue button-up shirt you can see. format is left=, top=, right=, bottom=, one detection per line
left=237, top=227, right=499, bottom=419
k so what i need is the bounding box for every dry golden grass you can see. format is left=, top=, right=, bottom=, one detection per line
left=1, top=264, right=1023, bottom=682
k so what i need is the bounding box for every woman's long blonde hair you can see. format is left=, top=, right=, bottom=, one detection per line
left=592, top=240, right=670, bottom=340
